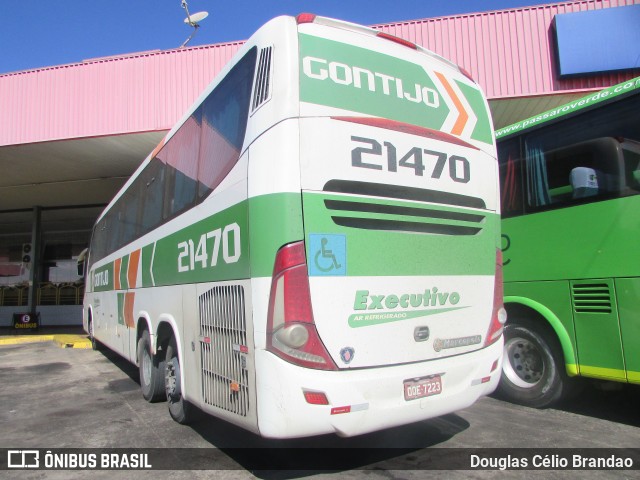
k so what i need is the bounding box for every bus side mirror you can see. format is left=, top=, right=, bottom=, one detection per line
left=77, top=248, right=88, bottom=277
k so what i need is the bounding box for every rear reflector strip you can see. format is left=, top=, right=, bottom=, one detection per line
left=491, top=359, right=499, bottom=373
left=330, top=403, right=369, bottom=415
left=331, top=406, right=351, bottom=415
left=471, top=376, right=494, bottom=386
left=232, top=344, right=249, bottom=354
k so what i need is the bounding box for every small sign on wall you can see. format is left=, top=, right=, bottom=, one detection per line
left=13, top=312, right=40, bottom=330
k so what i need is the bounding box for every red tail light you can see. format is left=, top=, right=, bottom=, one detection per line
left=458, top=65, right=476, bottom=82
left=485, top=249, right=507, bottom=346
left=376, top=32, right=418, bottom=50
left=267, top=242, right=337, bottom=370
left=303, top=390, right=329, bottom=405
left=296, top=13, right=316, bottom=24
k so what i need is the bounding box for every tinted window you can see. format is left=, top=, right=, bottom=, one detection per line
left=89, top=47, right=257, bottom=264
left=498, top=94, right=640, bottom=217
left=198, top=47, right=256, bottom=198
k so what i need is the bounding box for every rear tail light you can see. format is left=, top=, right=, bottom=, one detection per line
left=267, top=242, right=337, bottom=370
left=485, top=249, right=507, bottom=346
left=296, top=13, right=316, bottom=24
left=376, top=32, right=418, bottom=50
left=303, top=390, right=329, bottom=405
left=458, top=65, right=476, bottom=82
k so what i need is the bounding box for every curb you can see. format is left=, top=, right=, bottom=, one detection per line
left=0, top=334, right=92, bottom=349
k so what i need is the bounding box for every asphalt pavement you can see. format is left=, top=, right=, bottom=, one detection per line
left=0, top=337, right=639, bottom=479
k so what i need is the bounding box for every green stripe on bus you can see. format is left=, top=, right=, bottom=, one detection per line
left=302, top=192, right=498, bottom=276
left=147, top=193, right=305, bottom=284
left=94, top=188, right=499, bottom=286
left=150, top=201, right=250, bottom=287
left=248, top=193, right=304, bottom=277
left=141, top=244, right=154, bottom=287
left=96, top=194, right=304, bottom=288
left=93, top=262, right=114, bottom=292
left=119, top=254, right=130, bottom=290
left=456, top=80, right=493, bottom=145
left=117, top=292, right=125, bottom=325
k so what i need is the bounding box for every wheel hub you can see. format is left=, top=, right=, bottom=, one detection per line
left=503, top=337, right=544, bottom=388
left=141, top=351, right=152, bottom=385
left=165, top=359, right=181, bottom=399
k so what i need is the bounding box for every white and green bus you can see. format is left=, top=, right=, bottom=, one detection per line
left=81, top=14, right=504, bottom=438
left=496, top=77, right=640, bottom=407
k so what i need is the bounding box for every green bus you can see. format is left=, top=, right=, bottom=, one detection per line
left=495, top=76, right=640, bottom=407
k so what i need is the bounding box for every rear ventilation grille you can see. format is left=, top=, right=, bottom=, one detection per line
left=322, top=182, right=486, bottom=236
left=251, top=46, right=273, bottom=112
left=324, top=180, right=486, bottom=209
left=572, top=283, right=613, bottom=314
left=199, top=285, right=250, bottom=416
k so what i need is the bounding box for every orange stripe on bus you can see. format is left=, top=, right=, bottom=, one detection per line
left=150, top=139, right=166, bottom=159
left=435, top=71, right=468, bottom=136
left=128, top=249, right=141, bottom=289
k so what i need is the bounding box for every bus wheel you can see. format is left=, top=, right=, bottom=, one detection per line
left=88, top=319, right=101, bottom=351
left=498, top=318, right=569, bottom=408
left=165, top=337, right=195, bottom=424
left=137, top=330, right=166, bottom=402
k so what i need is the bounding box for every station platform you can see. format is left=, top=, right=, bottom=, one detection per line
left=0, top=326, right=91, bottom=349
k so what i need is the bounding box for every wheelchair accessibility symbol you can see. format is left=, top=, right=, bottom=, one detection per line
left=308, top=234, right=346, bottom=276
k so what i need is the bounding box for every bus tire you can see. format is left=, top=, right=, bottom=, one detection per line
left=138, top=330, right=166, bottom=402
left=88, top=318, right=102, bottom=351
left=165, top=337, right=195, bottom=424
left=497, top=318, right=572, bottom=408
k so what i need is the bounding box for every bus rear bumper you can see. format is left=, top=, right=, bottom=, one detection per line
left=255, top=338, right=503, bottom=439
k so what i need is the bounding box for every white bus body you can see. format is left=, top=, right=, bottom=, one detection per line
left=83, top=14, right=504, bottom=438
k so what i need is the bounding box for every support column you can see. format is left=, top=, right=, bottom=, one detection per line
left=27, top=206, right=42, bottom=313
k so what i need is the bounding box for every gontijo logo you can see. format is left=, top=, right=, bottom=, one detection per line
left=349, top=287, right=467, bottom=328
left=302, top=56, right=441, bottom=109
left=298, top=34, right=494, bottom=145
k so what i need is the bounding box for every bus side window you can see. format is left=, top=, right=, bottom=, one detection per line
left=159, top=110, right=202, bottom=219
left=525, top=137, right=625, bottom=210
left=139, top=158, right=166, bottom=234
left=621, top=139, right=640, bottom=191
left=498, top=138, right=523, bottom=217
left=198, top=47, right=256, bottom=199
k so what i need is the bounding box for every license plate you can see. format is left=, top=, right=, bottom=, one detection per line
left=404, top=375, right=442, bottom=401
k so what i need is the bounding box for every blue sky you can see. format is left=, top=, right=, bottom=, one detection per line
left=1, top=0, right=542, bottom=75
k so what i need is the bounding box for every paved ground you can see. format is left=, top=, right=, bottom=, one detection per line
left=0, top=338, right=638, bottom=479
